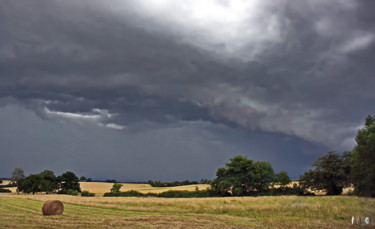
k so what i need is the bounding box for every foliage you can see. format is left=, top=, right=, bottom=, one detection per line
left=275, top=171, right=292, bottom=187
left=58, top=171, right=81, bottom=194
left=157, top=190, right=213, bottom=198
left=106, top=179, right=117, bottom=183
left=200, top=179, right=212, bottom=184
left=351, top=114, right=375, bottom=197
left=81, top=190, right=95, bottom=197
left=148, top=180, right=199, bottom=187
left=104, top=190, right=148, bottom=197
left=80, top=176, right=87, bottom=182
left=103, top=189, right=214, bottom=198
left=211, top=156, right=278, bottom=196
left=39, top=170, right=58, bottom=194
left=19, top=174, right=42, bottom=195
left=0, top=188, right=11, bottom=193
left=110, top=183, right=123, bottom=193
left=66, top=189, right=79, bottom=196
left=299, top=151, right=350, bottom=195
left=11, top=168, right=25, bottom=194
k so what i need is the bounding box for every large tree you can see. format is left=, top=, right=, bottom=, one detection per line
left=351, top=114, right=375, bottom=197
left=211, top=155, right=277, bottom=196
left=11, top=168, right=25, bottom=195
left=39, top=170, right=58, bottom=194
left=299, top=151, right=350, bottom=195
left=58, top=171, right=81, bottom=194
left=19, top=174, right=42, bottom=195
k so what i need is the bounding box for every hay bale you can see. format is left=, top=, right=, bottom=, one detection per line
left=42, top=200, right=64, bottom=216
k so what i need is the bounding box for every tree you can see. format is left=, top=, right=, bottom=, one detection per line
left=110, top=183, right=123, bottom=193
left=276, top=171, right=292, bottom=188
left=19, top=174, right=41, bottom=195
left=211, top=155, right=276, bottom=196
left=39, top=170, right=58, bottom=194
left=80, top=176, right=87, bottom=182
left=11, top=168, right=25, bottom=195
left=252, top=161, right=275, bottom=192
left=299, top=151, right=350, bottom=195
left=58, top=171, right=81, bottom=194
left=352, top=114, right=375, bottom=197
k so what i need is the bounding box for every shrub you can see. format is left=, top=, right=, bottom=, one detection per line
left=66, top=189, right=79, bottom=196
left=0, top=188, right=11, bottom=193
left=81, top=190, right=95, bottom=197
left=104, top=190, right=146, bottom=197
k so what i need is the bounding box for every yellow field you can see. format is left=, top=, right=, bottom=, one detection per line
left=0, top=193, right=374, bottom=228
left=1, top=181, right=210, bottom=196
left=81, top=182, right=210, bottom=196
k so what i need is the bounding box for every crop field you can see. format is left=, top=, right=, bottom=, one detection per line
left=0, top=193, right=374, bottom=228
left=1, top=181, right=210, bottom=196
left=79, top=182, right=210, bottom=196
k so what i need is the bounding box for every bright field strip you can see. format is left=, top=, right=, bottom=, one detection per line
left=1, top=181, right=211, bottom=196
left=0, top=194, right=374, bottom=228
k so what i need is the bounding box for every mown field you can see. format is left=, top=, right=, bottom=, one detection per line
left=0, top=193, right=374, bottom=228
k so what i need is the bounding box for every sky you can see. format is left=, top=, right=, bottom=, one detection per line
left=0, top=0, right=374, bottom=181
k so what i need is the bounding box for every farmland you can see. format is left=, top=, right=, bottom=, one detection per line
left=1, top=192, right=374, bottom=228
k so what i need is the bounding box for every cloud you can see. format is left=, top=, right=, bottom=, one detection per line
left=43, top=106, right=125, bottom=130
left=340, top=33, right=374, bottom=53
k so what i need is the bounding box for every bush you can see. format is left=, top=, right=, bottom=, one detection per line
left=104, top=190, right=147, bottom=197
left=81, top=190, right=95, bottom=197
left=103, top=190, right=215, bottom=198
left=0, top=188, right=11, bottom=193
left=66, top=189, right=79, bottom=196
left=157, top=190, right=213, bottom=198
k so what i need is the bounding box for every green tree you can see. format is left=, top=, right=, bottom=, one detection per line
left=276, top=171, right=292, bottom=188
left=11, top=168, right=25, bottom=195
left=352, top=114, right=375, bottom=197
left=19, top=174, right=41, bottom=195
left=211, top=155, right=276, bottom=196
left=110, top=183, right=123, bottom=193
left=252, top=161, right=275, bottom=192
left=39, top=170, right=58, bottom=194
left=300, top=151, right=349, bottom=195
left=80, top=176, right=87, bottom=182
left=58, top=171, right=81, bottom=194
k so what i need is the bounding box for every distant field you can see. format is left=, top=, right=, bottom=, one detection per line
left=0, top=194, right=374, bottom=228
left=1, top=181, right=210, bottom=196
left=82, top=182, right=210, bottom=196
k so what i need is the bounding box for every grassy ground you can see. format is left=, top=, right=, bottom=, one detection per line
left=0, top=194, right=374, bottom=228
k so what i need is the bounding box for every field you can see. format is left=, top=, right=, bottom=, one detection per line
left=1, top=181, right=210, bottom=196
left=1, top=193, right=374, bottom=228
left=1, top=181, right=374, bottom=228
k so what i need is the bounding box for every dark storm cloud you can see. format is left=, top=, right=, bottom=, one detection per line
left=0, top=0, right=374, bottom=180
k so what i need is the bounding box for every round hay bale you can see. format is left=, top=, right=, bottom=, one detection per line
left=42, top=200, right=64, bottom=216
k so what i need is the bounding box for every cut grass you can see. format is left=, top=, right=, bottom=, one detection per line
left=1, top=194, right=374, bottom=228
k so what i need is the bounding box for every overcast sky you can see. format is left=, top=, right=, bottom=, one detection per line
left=1, top=0, right=374, bottom=181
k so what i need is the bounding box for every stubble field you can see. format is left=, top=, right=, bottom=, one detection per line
left=0, top=193, right=374, bottom=228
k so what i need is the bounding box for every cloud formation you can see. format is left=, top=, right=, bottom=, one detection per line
left=0, top=0, right=374, bottom=180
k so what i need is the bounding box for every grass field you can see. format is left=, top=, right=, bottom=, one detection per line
left=0, top=193, right=374, bottom=228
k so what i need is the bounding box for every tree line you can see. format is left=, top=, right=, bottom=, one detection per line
left=212, top=114, right=375, bottom=197
left=147, top=179, right=206, bottom=187
left=7, top=169, right=81, bottom=195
